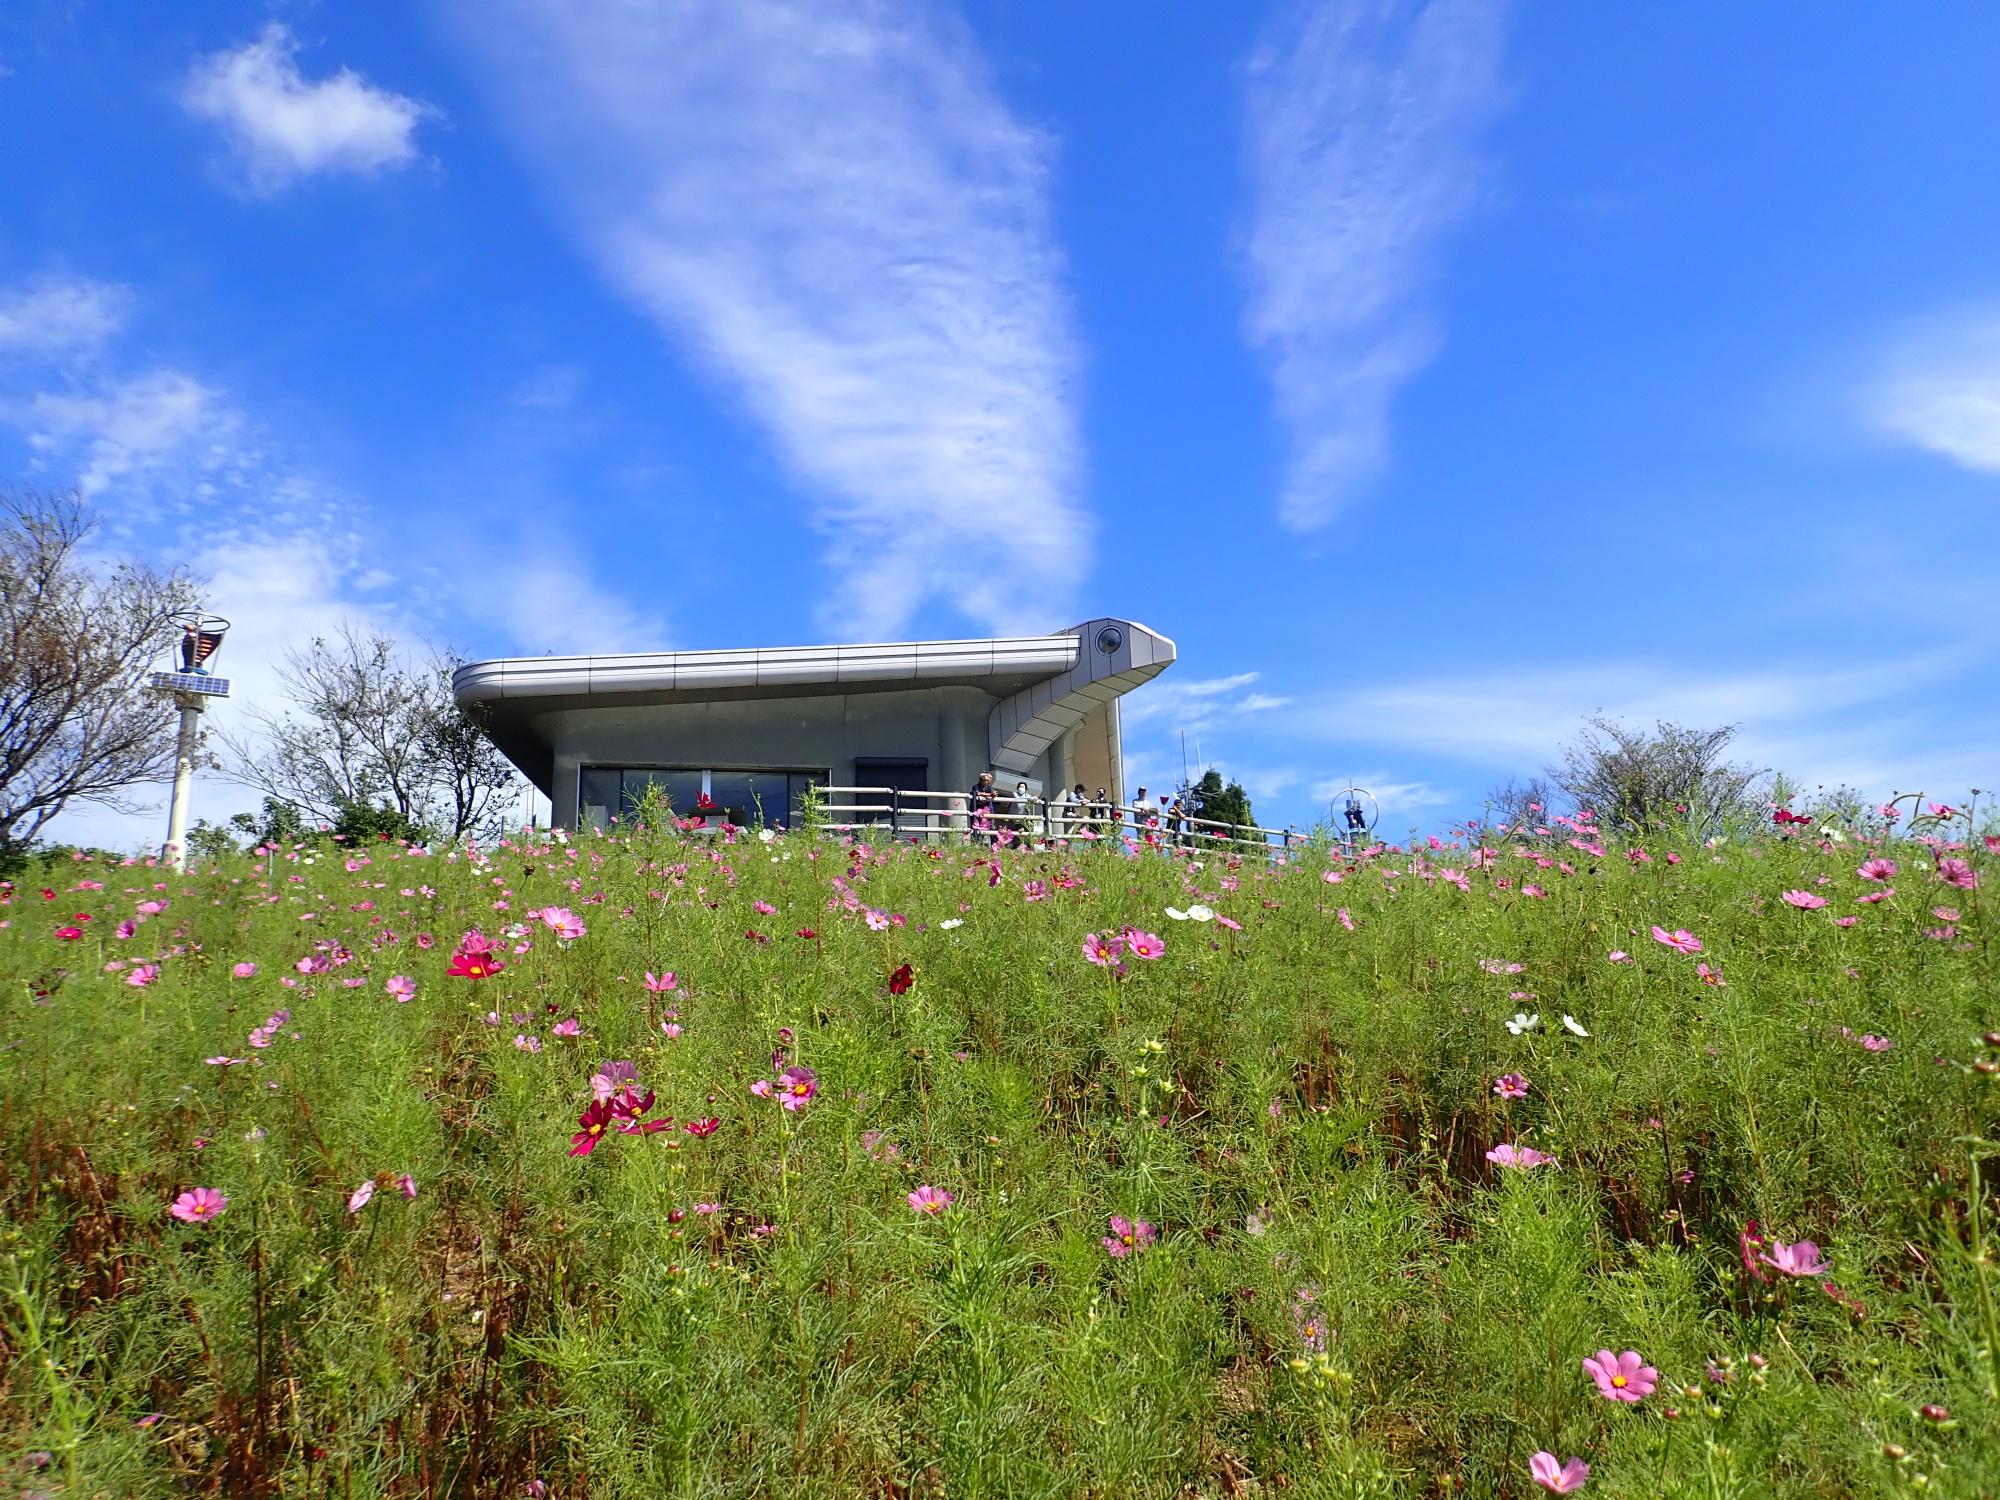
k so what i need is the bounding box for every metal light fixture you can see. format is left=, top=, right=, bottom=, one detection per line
left=148, top=611, right=231, bottom=871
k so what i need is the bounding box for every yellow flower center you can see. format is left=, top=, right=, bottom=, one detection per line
left=1612, top=1375, right=1627, bottom=1388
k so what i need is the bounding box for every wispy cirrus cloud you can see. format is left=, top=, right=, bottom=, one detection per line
left=1122, top=670, right=1291, bottom=736
left=0, top=276, right=133, bottom=356
left=1242, top=0, right=1512, bottom=531
left=1871, top=308, right=2000, bottom=473
left=182, top=24, right=438, bottom=196
left=435, top=0, right=1088, bottom=639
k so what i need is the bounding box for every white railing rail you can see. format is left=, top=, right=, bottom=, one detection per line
left=814, top=786, right=1306, bottom=855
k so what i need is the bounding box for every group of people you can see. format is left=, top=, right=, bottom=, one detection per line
left=965, top=772, right=1195, bottom=841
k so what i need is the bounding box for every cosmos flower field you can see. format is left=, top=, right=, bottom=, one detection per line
left=2, top=806, right=1996, bottom=1498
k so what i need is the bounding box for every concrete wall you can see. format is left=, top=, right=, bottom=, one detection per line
left=539, top=684, right=1049, bottom=827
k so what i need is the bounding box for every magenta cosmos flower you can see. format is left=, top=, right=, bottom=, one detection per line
left=1857, top=857, right=1898, bottom=883
left=1780, top=890, right=1828, bottom=910
left=1082, top=931, right=1124, bottom=967
left=1759, top=1238, right=1829, bottom=1278
left=755, top=1064, right=819, bottom=1111
left=169, top=1186, right=227, bottom=1224
left=385, top=975, right=416, bottom=1002
left=1582, top=1348, right=1658, bottom=1402
left=539, top=906, right=588, bottom=940
left=1937, top=858, right=1980, bottom=891
left=1651, top=925, right=1703, bottom=955
left=907, top=1185, right=955, bottom=1215
left=1493, top=1073, right=1529, bottom=1100
left=231, top=961, right=258, bottom=978
left=1102, top=1215, right=1156, bottom=1257
left=1486, top=1143, right=1557, bottom=1170
left=1529, top=1452, right=1590, bottom=1494
left=1120, top=928, right=1166, bottom=960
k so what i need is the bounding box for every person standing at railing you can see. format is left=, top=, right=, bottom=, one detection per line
left=969, top=771, right=998, bottom=842
left=1012, top=780, right=1034, bottom=836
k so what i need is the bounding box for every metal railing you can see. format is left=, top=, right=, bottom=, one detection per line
left=814, top=787, right=1307, bottom=855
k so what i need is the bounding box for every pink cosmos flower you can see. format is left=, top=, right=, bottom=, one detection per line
left=231, top=962, right=258, bottom=979
left=1102, top=1215, right=1156, bottom=1258
left=397, top=1174, right=418, bottom=1199
left=348, top=1181, right=376, bottom=1214
left=169, top=1186, right=227, bottom=1223
left=1121, top=929, right=1166, bottom=960
left=661, top=1021, right=683, bottom=1040
left=1215, top=915, right=1242, bottom=931
left=126, top=964, right=159, bottom=988
left=385, top=975, right=416, bottom=1002
left=1859, top=1034, right=1891, bottom=1052
left=1529, top=1453, right=1590, bottom=1494
left=775, top=1064, right=817, bottom=1111
left=1651, top=925, right=1703, bottom=955
left=1493, top=1073, right=1529, bottom=1100
left=1606, top=950, right=1631, bottom=964
left=1582, top=1348, right=1658, bottom=1402
left=1082, top=932, right=1124, bottom=967
left=753, top=900, right=776, bottom=916
left=1759, top=1238, right=1829, bottom=1278
left=1857, top=858, right=1897, bottom=882
left=1486, top=1143, right=1557, bottom=1170
left=539, top=906, right=588, bottom=940
left=1937, top=858, right=1979, bottom=891
left=1780, top=890, right=1828, bottom=910
left=907, top=1185, right=955, bottom=1215
left=1696, top=962, right=1725, bottom=987
left=644, top=970, right=679, bottom=992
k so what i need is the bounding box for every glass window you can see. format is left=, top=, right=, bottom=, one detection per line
left=579, top=767, right=621, bottom=830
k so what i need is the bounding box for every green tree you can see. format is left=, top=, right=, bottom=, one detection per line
left=1190, top=767, right=1255, bottom=832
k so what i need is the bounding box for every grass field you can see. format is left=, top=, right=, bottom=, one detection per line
left=1, top=803, right=1996, bottom=1498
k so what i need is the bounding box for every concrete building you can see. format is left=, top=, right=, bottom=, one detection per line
left=452, top=617, right=1174, bottom=831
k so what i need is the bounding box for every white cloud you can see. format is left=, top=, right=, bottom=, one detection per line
left=436, top=0, right=1088, bottom=638
left=1872, top=310, right=2000, bottom=473
left=182, top=24, right=436, bottom=195
left=1122, top=671, right=1287, bottom=735
left=0, top=277, right=132, bottom=356
left=14, top=369, right=246, bottom=500
left=1299, top=654, right=1996, bottom=805
left=1242, top=0, right=1511, bottom=530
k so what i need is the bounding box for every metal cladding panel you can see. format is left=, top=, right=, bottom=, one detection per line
left=754, top=646, right=844, bottom=687
left=667, top=653, right=763, bottom=690
left=496, top=657, right=594, bottom=699
left=912, top=642, right=998, bottom=680
left=451, top=659, right=512, bottom=704
left=589, top=654, right=687, bottom=694
left=837, top=643, right=920, bottom=683
left=990, top=636, right=1078, bottom=676
left=1028, top=678, right=1057, bottom=716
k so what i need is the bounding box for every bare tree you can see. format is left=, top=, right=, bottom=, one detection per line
left=419, top=650, right=519, bottom=840
left=1485, top=774, right=1561, bottom=832
left=221, top=624, right=520, bottom=841
left=0, top=489, right=196, bottom=856
left=1548, top=716, right=1768, bottom=838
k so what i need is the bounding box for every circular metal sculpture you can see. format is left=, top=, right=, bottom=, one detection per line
left=1329, top=785, right=1379, bottom=840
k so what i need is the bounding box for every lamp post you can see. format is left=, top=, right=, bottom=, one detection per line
left=148, top=612, right=231, bottom=871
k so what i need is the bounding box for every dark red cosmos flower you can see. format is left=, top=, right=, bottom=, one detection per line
left=796, top=928, right=817, bottom=940
left=683, top=1116, right=719, bottom=1137
left=1772, top=808, right=1812, bottom=826
left=448, top=949, right=505, bottom=979
left=55, top=926, right=84, bottom=941
left=887, top=962, right=914, bottom=996
left=40, top=888, right=56, bottom=901
left=612, top=1087, right=672, bottom=1135
left=570, top=1098, right=617, bottom=1156
left=744, top=929, right=769, bottom=946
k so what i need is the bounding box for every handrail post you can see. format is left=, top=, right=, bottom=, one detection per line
left=891, top=786, right=901, bottom=837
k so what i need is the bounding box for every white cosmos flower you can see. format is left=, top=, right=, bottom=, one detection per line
left=1165, top=907, right=1189, bottom=921
left=1562, top=1014, right=1590, bottom=1037
left=1187, top=904, right=1215, bottom=922
left=938, top=918, right=964, bottom=930
left=1506, top=1013, right=1540, bottom=1035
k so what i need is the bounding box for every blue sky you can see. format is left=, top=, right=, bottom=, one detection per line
left=3, top=0, right=1997, bottom=847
